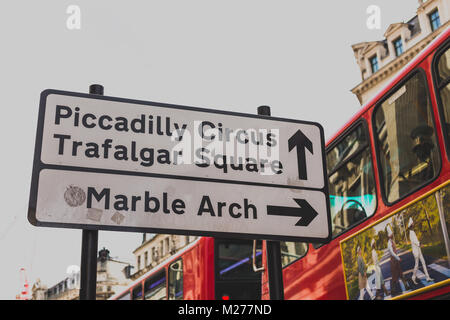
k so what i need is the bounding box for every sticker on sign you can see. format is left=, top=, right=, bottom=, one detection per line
left=28, top=89, right=331, bottom=242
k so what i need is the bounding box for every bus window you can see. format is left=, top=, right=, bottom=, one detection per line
left=132, top=284, right=143, bottom=300
left=168, top=260, right=183, bottom=300
left=280, top=242, right=308, bottom=267
left=374, top=71, right=440, bottom=204
left=327, top=123, right=376, bottom=238
left=144, top=271, right=166, bottom=300
left=117, top=292, right=131, bottom=300
left=215, top=239, right=261, bottom=300
left=217, top=241, right=260, bottom=279
left=434, top=44, right=450, bottom=154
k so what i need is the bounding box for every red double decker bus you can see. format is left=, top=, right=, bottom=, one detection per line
left=257, top=26, right=450, bottom=300
left=112, top=27, right=450, bottom=301
left=110, top=237, right=262, bottom=300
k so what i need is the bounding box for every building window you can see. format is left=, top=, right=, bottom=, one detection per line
left=393, top=37, right=403, bottom=57
left=429, top=9, right=441, bottom=32
left=370, top=55, right=379, bottom=73
left=165, top=238, right=170, bottom=254
left=144, top=251, right=148, bottom=267
left=137, top=255, right=141, bottom=270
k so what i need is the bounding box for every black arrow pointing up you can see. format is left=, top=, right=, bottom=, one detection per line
left=288, top=129, right=313, bottom=180
left=267, top=199, right=318, bottom=227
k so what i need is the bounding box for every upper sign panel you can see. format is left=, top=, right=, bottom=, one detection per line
left=38, top=90, right=327, bottom=190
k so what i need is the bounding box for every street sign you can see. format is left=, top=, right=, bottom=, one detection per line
left=29, top=89, right=331, bottom=242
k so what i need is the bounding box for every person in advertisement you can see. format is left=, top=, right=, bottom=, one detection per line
left=371, top=238, right=389, bottom=299
left=408, top=217, right=434, bottom=284
left=387, top=224, right=409, bottom=294
left=357, top=245, right=375, bottom=300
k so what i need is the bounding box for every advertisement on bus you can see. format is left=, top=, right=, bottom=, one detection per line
left=340, top=183, right=450, bottom=300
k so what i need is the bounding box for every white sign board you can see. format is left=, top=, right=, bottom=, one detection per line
left=29, top=89, right=331, bottom=242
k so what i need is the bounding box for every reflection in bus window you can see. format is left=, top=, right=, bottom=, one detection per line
left=327, top=124, right=376, bottom=237
left=436, top=47, right=450, bottom=83
left=217, top=242, right=260, bottom=279
left=118, top=292, right=130, bottom=300
left=280, top=242, right=308, bottom=267
left=327, top=125, right=368, bottom=173
left=374, top=71, right=440, bottom=203
left=168, top=260, right=183, bottom=300
left=435, top=46, right=450, bottom=152
left=132, top=284, right=143, bottom=300
left=215, top=240, right=262, bottom=300
left=144, top=272, right=166, bottom=300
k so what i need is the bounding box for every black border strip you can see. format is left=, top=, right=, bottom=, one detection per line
left=28, top=89, right=332, bottom=244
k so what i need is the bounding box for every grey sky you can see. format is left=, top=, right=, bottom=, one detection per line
left=0, top=1, right=419, bottom=299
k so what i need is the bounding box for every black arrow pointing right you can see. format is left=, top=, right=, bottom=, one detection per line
left=267, top=199, right=318, bottom=227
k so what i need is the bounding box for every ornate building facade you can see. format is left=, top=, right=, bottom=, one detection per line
left=131, top=234, right=197, bottom=280
left=31, top=248, right=131, bottom=300
left=351, top=0, right=449, bottom=105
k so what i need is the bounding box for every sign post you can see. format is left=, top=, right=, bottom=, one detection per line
left=79, top=84, right=103, bottom=300
left=257, top=105, right=284, bottom=300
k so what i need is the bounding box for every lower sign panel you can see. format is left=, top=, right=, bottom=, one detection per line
left=30, top=169, right=331, bottom=242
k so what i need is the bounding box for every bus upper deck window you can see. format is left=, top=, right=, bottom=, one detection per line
left=144, top=271, right=166, bottom=300
left=327, top=123, right=376, bottom=238
left=132, top=284, right=143, bottom=300
left=374, top=71, right=440, bottom=204
left=434, top=44, right=450, bottom=155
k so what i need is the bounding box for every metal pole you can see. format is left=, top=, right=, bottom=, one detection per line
left=79, top=229, right=98, bottom=300
left=79, top=84, right=103, bottom=300
left=257, top=105, right=284, bottom=300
